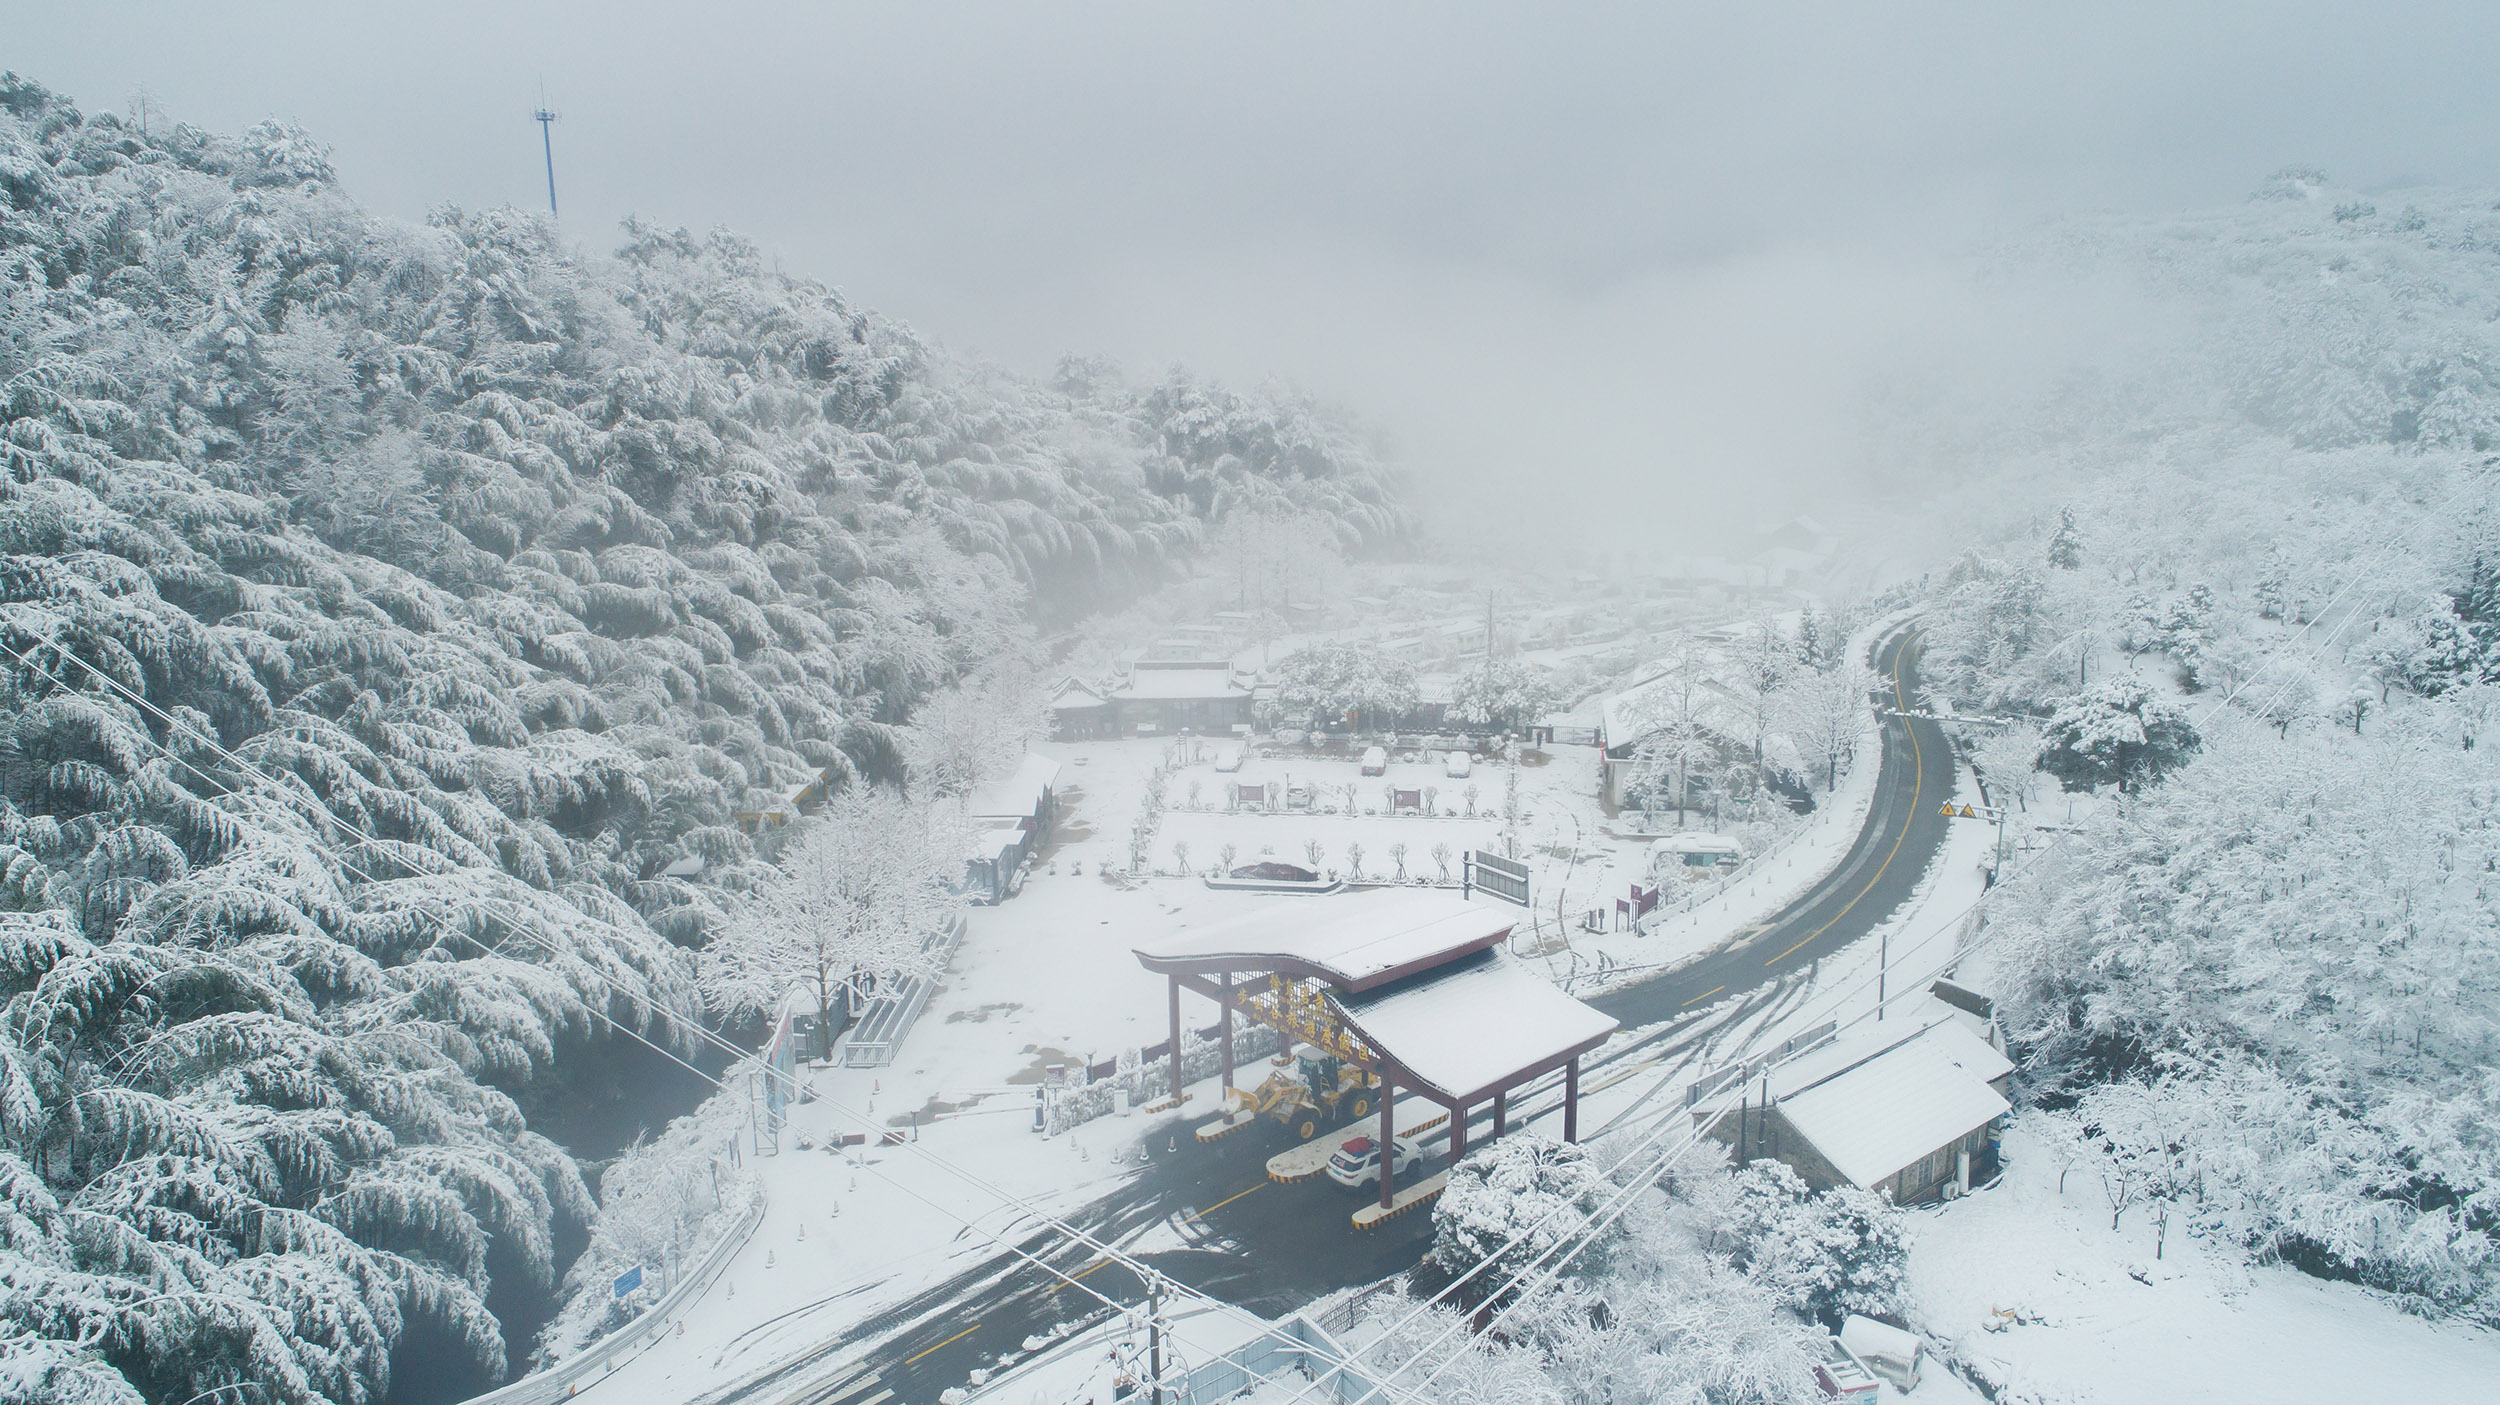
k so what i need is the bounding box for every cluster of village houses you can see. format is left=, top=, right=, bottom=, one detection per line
left=775, top=520, right=2028, bottom=1206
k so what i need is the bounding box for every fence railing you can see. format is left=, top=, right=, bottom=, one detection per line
left=840, top=911, right=968, bottom=1067
left=456, top=1187, right=768, bottom=1405
left=1686, top=1021, right=1839, bottom=1108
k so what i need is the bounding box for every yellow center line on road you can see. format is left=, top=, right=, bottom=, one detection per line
left=1196, top=1181, right=1267, bottom=1218
left=1586, top=1056, right=1664, bottom=1094
left=1050, top=1257, right=1124, bottom=1294
left=1764, top=630, right=1927, bottom=966
left=903, top=1324, right=979, bottom=1365
left=1680, top=985, right=1725, bottom=1007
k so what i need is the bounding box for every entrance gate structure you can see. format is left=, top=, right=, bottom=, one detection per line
left=1135, top=890, right=1619, bottom=1208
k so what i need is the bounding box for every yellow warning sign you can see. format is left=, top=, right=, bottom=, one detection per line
left=1941, top=803, right=1982, bottom=819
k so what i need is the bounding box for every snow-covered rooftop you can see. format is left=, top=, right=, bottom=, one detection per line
left=966, top=828, right=1022, bottom=863
left=1773, top=1019, right=2012, bottom=1189
left=1113, top=663, right=1250, bottom=700
left=1652, top=832, right=1743, bottom=857
left=1133, top=888, right=1518, bottom=991
left=1332, top=947, right=1619, bottom=1103
left=967, top=753, right=1061, bottom=820
left=1049, top=677, right=1109, bottom=710
left=1597, top=647, right=1743, bottom=749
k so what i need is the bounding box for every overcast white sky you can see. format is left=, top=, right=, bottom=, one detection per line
left=14, top=3, right=2500, bottom=551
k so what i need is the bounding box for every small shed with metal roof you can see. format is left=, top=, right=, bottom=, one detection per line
left=1701, top=1011, right=2012, bottom=1203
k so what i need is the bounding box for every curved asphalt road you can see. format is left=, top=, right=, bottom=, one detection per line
left=694, top=627, right=1955, bottom=1405
left=1588, top=625, right=1955, bottom=1027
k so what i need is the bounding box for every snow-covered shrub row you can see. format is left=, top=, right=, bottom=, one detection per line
left=1989, top=710, right=2500, bottom=1321
left=1042, top=1022, right=1286, bottom=1135
left=1387, top=1141, right=1908, bottom=1404
left=0, top=71, right=1410, bottom=1402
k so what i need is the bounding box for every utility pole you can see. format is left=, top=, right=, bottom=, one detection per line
left=532, top=85, right=561, bottom=219
left=1146, top=1276, right=1165, bottom=1405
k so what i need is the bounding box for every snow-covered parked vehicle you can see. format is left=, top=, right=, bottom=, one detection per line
left=1360, top=745, right=1389, bottom=776
left=1443, top=749, right=1473, bottom=778
left=1325, top=1134, right=1420, bottom=1189
left=1214, top=743, right=1245, bottom=773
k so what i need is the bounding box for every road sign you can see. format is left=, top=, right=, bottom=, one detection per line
left=1465, top=849, right=1531, bottom=907
left=1939, top=802, right=2003, bottom=821
left=612, top=1264, right=644, bottom=1299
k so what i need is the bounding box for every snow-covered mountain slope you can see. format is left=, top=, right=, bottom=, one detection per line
left=0, top=71, right=1409, bottom=1405
left=1877, top=175, right=2500, bottom=1337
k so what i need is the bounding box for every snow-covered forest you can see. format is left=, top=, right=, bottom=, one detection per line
left=0, top=73, right=1411, bottom=1405
left=1902, top=173, right=2500, bottom=1329
left=1386, top=1139, right=1910, bottom=1405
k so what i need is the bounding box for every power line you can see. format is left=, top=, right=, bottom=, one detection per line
left=0, top=628, right=1420, bottom=1405
left=1282, top=548, right=2464, bottom=1404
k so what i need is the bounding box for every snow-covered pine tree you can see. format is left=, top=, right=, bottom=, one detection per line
left=1427, top=1134, right=1612, bottom=1310
left=2035, top=677, right=2200, bottom=793
left=0, top=70, right=1417, bottom=1399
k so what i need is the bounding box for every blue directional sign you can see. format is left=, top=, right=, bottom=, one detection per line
left=612, top=1264, right=644, bottom=1299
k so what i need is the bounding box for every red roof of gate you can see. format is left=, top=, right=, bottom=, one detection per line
left=1134, top=890, right=1619, bottom=1104
left=1134, top=889, right=1516, bottom=992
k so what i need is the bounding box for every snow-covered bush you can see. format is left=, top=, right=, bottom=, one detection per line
left=1270, top=644, right=1418, bottom=731
left=1716, top=1160, right=1910, bottom=1328
left=1428, top=1134, right=1613, bottom=1309
left=1388, top=1144, right=1825, bottom=1404
left=2035, top=677, right=2200, bottom=794
left=700, top=790, right=969, bottom=1040
left=1449, top=658, right=1556, bottom=736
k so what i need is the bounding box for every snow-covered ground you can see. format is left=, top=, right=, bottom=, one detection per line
left=590, top=621, right=1920, bottom=1401
left=592, top=1052, right=1209, bottom=1401
left=1911, top=1120, right=2500, bottom=1404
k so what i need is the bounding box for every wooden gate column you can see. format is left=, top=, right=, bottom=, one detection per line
left=1218, top=974, right=1234, bottom=1097
left=1168, top=975, right=1184, bottom=1103
left=1379, top=1079, right=1397, bottom=1210
left=1564, top=1056, right=1580, bottom=1143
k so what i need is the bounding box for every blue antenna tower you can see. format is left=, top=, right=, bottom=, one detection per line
left=532, top=82, right=561, bottom=219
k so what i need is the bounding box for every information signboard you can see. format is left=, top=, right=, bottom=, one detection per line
left=1465, top=849, right=1532, bottom=907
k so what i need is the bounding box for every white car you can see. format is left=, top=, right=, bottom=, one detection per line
left=1443, top=749, right=1473, bottom=779
left=1324, top=1134, right=1421, bottom=1189
left=1213, top=743, right=1245, bottom=773
left=1360, top=745, right=1389, bottom=776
